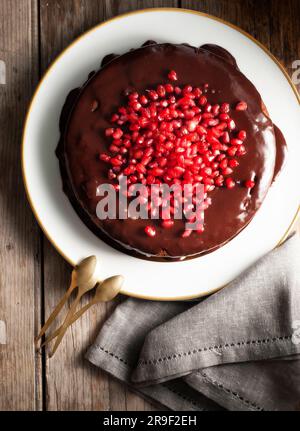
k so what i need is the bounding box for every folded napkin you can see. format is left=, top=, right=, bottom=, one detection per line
left=86, top=235, right=300, bottom=411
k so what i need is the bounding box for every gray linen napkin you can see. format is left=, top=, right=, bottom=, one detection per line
left=86, top=235, right=300, bottom=411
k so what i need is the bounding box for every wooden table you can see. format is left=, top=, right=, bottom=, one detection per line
left=0, top=0, right=299, bottom=411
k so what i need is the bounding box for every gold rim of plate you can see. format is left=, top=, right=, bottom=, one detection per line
left=21, top=7, right=300, bottom=301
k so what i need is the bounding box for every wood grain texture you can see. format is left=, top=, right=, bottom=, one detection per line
left=39, top=0, right=177, bottom=411
left=0, top=0, right=42, bottom=411
left=0, top=0, right=299, bottom=411
left=39, top=0, right=178, bottom=72
left=42, top=243, right=111, bottom=411
left=182, top=0, right=300, bottom=88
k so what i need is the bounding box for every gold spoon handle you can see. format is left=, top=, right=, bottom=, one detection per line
left=35, top=271, right=77, bottom=345
left=49, top=294, right=82, bottom=357
left=43, top=272, right=123, bottom=357
left=41, top=302, right=93, bottom=347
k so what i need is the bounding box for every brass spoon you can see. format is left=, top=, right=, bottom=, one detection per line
left=41, top=275, right=123, bottom=348
left=35, top=268, right=77, bottom=346
left=36, top=256, right=99, bottom=348
left=75, top=256, right=100, bottom=287
left=49, top=256, right=101, bottom=357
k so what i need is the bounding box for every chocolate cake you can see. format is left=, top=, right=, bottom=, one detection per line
left=56, top=42, right=287, bottom=260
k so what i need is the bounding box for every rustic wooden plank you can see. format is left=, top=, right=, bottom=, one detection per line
left=104, top=0, right=178, bottom=15
left=40, top=0, right=177, bottom=411
left=39, top=0, right=299, bottom=411
left=182, top=0, right=261, bottom=38
left=0, top=0, right=41, bottom=411
left=39, top=0, right=178, bottom=67
left=269, top=0, right=300, bottom=89
left=42, top=245, right=110, bottom=411
left=267, top=0, right=300, bottom=234
left=182, top=0, right=300, bottom=79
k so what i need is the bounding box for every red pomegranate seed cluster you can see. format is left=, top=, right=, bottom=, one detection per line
left=99, top=70, right=255, bottom=238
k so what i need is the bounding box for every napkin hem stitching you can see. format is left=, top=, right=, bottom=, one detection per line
left=161, top=383, right=209, bottom=411
left=199, top=372, right=264, bottom=411
left=93, top=344, right=130, bottom=365
left=137, top=335, right=292, bottom=366
left=91, top=345, right=207, bottom=410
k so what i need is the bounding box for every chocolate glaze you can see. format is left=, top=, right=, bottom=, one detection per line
left=200, top=44, right=238, bottom=68
left=57, top=43, right=287, bottom=260
left=273, top=125, right=287, bottom=181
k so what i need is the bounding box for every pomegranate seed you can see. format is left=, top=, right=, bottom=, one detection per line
left=193, top=87, right=202, bottom=97
left=105, top=128, right=114, bottom=137
left=219, top=113, right=230, bottom=121
left=112, top=128, right=123, bottom=139
left=141, top=156, right=152, bottom=166
left=186, top=119, right=199, bottom=132
left=129, top=91, right=139, bottom=100
left=99, top=153, right=111, bottom=162
left=199, top=96, right=207, bottom=106
left=181, top=229, right=192, bottom=238
left=139, top=95, right=148, bottom=105
left=133, top=149, right=143, bottom=159
left=219, top=159, right=228, bottom=169
left=157, top=85, right=166, bottom=97
left=236, top=101, right=248, bottom=111
left=109, top=144, right=120, bottom=153
left=238, top=130, right=247, bottom=141
left=237, top=145, right=246, bottom=156
left=228, top=159, right=239, bottom=168
left=231, top=138, right=243, bottom=146
left=168, top=70, right=178, bottom=81
left=111, top=114, right=119, bottom=122
left=222, top=167, right=233, bottom=176
left=123, top=166, right=135, bottom=175
left=134, top=101, right=143, bottom=111
left=144, top=225, right=156, bottom=237
left=204, top=104, right=212, bottom=113
left=222, top=132, right=230, bottom=144
left=100, top=75, right=250, bottom=240
left=110, top=157, right=123, bottom=167
left=108, top=169, right=116, bottom=180
left=136, top=163, right=147, bottom=174
left=183, top=85, right=193, bottom=94
left=227, top=146, right=238, bottom=157
left=245, top=180, right=255, bottom=189
left=215, top=176, right=224, bottom=187
left=225, top=178, right=236, bottom=189
left=162, top=220, right=174, bottom=229
left=130, top=175, right=138, bottom=183
left=148, top=90, right=159, bottom=101
left=220, top=103, right=230, bottom=113
left=196, top=224, right=205, bottom=234
left=228, top=119, right=236, bottom=131
left=208, top=119, right=219, bottom=127
left=165, top=83, right=174, bottom=93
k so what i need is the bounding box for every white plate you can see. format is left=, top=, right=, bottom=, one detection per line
left=22, top=8, right=300, bottom=300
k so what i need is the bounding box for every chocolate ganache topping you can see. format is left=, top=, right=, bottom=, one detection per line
left=56, top=42, right=287, bottom=261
